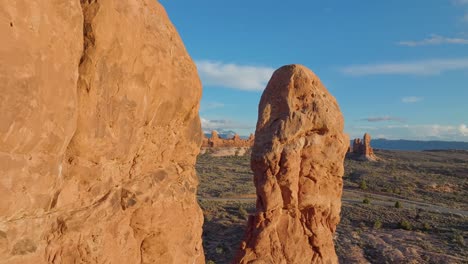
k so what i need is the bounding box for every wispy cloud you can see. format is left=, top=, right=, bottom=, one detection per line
left=359, top=116, right=404, bottom=123
left=397, top=34, right=468, bottom=46
left=201, top=102, right=225, bottom=112
left=452, top=0, right=468, bottom=22
left=200, top=117, right=254, bottom=132
left=460, top=124, right=468, bottom=136
left=402, top=96, right=423, bottom=103
left=349, top=124, right=468, bottom=141
left=196, top=60, right=275, bottom=91
left=453, top=0, right=468, bottom=5
left=341, top=58, right=468, bottom=76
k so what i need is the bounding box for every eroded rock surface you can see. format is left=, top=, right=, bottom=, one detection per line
left=0, top=1, right=204, bottom=263
left=202, top=131, right=254, bottom=148
left=235, top=65, right=348, bottom=264
left=351, top=133, right=378, bottom=161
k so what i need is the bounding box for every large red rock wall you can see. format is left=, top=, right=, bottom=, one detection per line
left=0, top=1, right=204, bottom=263
left=235, top=65, right=349, bottom=264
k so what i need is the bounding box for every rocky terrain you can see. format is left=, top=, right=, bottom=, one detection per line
left=197, top=150, right=468, bottom=263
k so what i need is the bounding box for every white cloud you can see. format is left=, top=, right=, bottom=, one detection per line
left=348, top=124, right=468, bottom=141
left=460, top=124, right=468, bottom=136
left=341, top=58, right=468, bottom=76
left=397, top=34, right=468, bottom=46
left=402, top=96, right=423, bottom=103
left=200, top=117, right=254, bottom=133
left=201, top=102, right=225, bottom=111
left=196, top=60, right=275, bottom=91
left=453, top=0, right=468, bottom=5
left=359, top=116, right=404, bottom=123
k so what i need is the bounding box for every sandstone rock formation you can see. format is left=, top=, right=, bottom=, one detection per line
left=201, top=131, right=254, bottom=148
left=235, top=65, right=349, bottom=263
left=1, top=1, right=204, bottom=263
left=350, top=133, right=378, bottom=161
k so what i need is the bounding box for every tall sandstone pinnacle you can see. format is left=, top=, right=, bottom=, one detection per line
left=0, top=1, right=204, bottom=263
left=235, top=65, right=349, bottom=264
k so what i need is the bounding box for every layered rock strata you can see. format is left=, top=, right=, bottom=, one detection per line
left=235, top=65, right=349, bottom=263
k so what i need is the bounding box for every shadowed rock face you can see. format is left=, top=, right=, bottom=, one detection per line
left=0, top=1, right=204, bottom=263
left=235, top=65, right=349, bottom=264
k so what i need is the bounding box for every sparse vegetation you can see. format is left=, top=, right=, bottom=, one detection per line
left=399, top=219, right=412, bottom=230
left=373, top=219, right=382, bottom=229
left=395, top=201, right=402, bottom=208
left=363, top=198, right=370, bottom=204
left=198, top=149, right=468, bottom=263
left=359, top=179, right=368, bottom=190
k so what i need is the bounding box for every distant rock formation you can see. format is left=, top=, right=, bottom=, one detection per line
left=235, top=65, right=349, bottom=263
left=350, top=133, right=378, bottom=161
left=201, top=131, right=254, bottom=148
left=0, top=1, right=204, bottom=263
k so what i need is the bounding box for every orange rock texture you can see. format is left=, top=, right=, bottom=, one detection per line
left=202, top=131, right=254, bottom=148
left=351, top=133, right=377, bottom=161
left=0, top=1, right=204, bottom=263
left=235, top=65, right=349, bottom=264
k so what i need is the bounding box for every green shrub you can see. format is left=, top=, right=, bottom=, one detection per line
left=215, top=246, right=224, bottom=255
left=373, top=219, right=382, bottom=229
left=207, top=260, right=216, bottom=264
left=395, top=201, right=402, bottom=208
left=363, top=198, right=370, bottom=204
left=454, top=233, right=465, bottom=247
left=238, top=205, right=248, bottom=220
left=423, top=222, right=431, bottom=231
left=359, top=180, right=368, bottom=190
left=399, top=220, right=412, bottom=230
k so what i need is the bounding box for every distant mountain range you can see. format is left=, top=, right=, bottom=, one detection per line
left=364, top=139, right=468, bottom=151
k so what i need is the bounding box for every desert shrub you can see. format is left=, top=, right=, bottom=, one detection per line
left=395, top=201, right=402, bottom=208
left=215, top=246, right=224, bottom=255
left=238, top=205, right=248, bottom=220
left=399, top=220, right=412, bottom=230
left=363, top=198, right=370, bottom=204
left=423, top=222, right=431, bottom=231
left=207, top=260, right=216, bottom=264
left=359, top=180, right=368, bottom=190
left=453, top=232, right=465, bottom=247
left=373, top=219, right=382, bottom=229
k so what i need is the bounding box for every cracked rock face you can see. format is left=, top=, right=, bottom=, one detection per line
left=0, top=0, right=204, bottom=263
left=235, top=65, right=349, bottom=264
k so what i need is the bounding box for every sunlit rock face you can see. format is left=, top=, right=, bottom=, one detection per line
left=235, top=64, right=349, bottom=264
left=0, top=1, right=204, bottom=263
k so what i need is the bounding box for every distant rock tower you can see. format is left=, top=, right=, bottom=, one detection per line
left=351, top=133, right=378, bottom=161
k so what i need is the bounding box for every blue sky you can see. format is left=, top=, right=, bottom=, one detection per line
left=160, top=0, right=468, bottom=141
